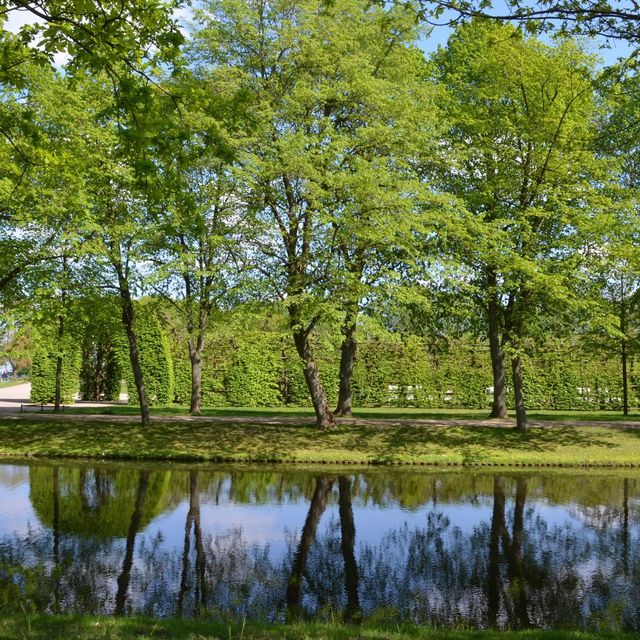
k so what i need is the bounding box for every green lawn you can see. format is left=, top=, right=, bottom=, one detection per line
left=0, top=616, right=633, bottom=640
left=2, top=415, right=640, bottom=466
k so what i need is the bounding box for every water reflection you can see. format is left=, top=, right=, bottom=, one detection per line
left=0, top=462, right=638, bottom=630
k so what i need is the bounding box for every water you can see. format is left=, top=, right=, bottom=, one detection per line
left=0, top=460, right=638, bottom=630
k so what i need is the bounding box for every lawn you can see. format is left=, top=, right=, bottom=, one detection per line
left=0, top=616, right=633, bottom=640
left=2, top=414, right=640, bottom=466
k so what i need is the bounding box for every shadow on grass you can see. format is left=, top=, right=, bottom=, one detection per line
left=0, top=416, right=630, bottom=466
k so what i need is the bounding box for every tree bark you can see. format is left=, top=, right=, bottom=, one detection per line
left=54, top=257, right=67, bottom=412
left=338, top=476, right=361, bottom=623
left=620, top=276, right=630, bottom=416
left=115, top=470, right=149, bottom=615
left=54, top=313, right=64, bottom=412
left=335, top=305, right=357, bottom=417
left=114, top=261, right=151, bottom=428
left=622, top=338, right=629, bottom=416
left=487, top=269, right=507, bottom=418
left=511, top=354, right=528, bottom=432
left=189, top=330, right=205, bottom=416
left=487, top=280, right=508, bottom=418
left=289, top=307, right=335, bottom=429
left=286, top=476, right=334, bottom=621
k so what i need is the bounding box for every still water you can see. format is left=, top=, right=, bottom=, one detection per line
left=0, top=460, right=638, bottom=630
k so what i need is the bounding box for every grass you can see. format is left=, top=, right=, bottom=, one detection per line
left=3, top=414, right=640, bottom=466
left=0, top=377, right=29, bottom=389
left=57, top=403, right=640, bottom=422
left=0, top=616, right=635, bottom=640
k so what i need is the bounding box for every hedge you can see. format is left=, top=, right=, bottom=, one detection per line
left=166, top=316, right=633, bottom=410
left=30, top=332, right=81, bottom=404
left=116, top=304, right=174, bottom=406
left=30, top=302, right=634, bottom=412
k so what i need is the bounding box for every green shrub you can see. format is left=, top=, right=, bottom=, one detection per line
left=30, top=332, right=81, bottom=404
left=117, top=305, right=174, bottom=406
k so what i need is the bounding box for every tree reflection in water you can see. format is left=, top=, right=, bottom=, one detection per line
left=0, top=463, right=638, bottom=630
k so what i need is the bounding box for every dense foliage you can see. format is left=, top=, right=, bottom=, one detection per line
left=1, top=0, right=640, bottom=427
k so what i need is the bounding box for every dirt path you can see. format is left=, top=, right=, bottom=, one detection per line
left=1, top=383, right=638, bottom=428
left=1, top=408, right=639, bottom=430
left=0, top=383, right=128, bottom=412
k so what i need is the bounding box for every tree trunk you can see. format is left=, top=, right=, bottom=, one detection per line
left=54, top=313, right=64, bottom=412
left=511, top=354, right=528, bottom=432
left=338, top=476, right=361, bottom=623
left=54, top=258, right=67, bottom=412
left=286, top=476, right=334, bottom=621
left=622, top=339, right=629, bottom=416
left=115, top=267, right=151, bottom=428
left=189, top=335, right=204, bottom=416
left=335, top=305, right=357, bottom=417
left=290, top=316, right=335, bottom=429
left=487, top=272, right=508, bottom=418
left=115, top=470, right=149, bottom=615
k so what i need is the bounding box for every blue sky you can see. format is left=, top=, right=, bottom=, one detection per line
left=2, top=2, right=634, bottom=69
left=417, top=13, right=634, bottom=68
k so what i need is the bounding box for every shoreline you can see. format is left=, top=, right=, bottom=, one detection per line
left=0, top=615, right=634, bottom=640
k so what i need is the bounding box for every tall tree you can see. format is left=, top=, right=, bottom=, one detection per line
left=194, top=0, right=438, bottom=427
left=432, top=20, right=613, bottom=430
left=143, top=80, right=246, bottom=415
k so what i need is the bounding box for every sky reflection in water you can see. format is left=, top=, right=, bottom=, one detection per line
left=0, top=461, right=637, bottom=630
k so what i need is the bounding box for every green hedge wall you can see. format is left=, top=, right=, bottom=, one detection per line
left=31, top=299, right=632, bottom=412
left=117, top=305, right=174, bottom=406
left=30, top=334, right=81, bottom=404
left=166, top=318, right=631, bottom=411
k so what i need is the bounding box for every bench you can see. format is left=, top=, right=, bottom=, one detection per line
left=20, top=403, right=67, bottom=412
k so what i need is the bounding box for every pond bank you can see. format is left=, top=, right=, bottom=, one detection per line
left=2, top=415, right=640, bottom=467
left=0, top=616, right=632, bottom=639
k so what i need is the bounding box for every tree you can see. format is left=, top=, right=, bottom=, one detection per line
left=194, top=0, right=439, bottom=428
left=432, top=20, right=613, bottom=430
left=142, top=78, right=246, bottom=415
left=409, top=0, right=640, bottom=51
left=0, top=1, right=183, bottom=297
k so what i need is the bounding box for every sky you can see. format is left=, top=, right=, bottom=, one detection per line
left=2, top=2, right=634, bottom=70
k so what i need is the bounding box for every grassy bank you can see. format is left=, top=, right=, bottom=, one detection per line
left=0, top=616, right=633, bottom=640
left=2, top=415, right=640, bottom=466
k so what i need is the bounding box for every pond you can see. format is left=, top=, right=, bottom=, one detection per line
left=0, top=460, right=638, bottom=630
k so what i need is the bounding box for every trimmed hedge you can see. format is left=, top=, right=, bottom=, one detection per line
left=30, top=333, right=81, bottom=404
left=29, top=301, right=633, bottom=412
left=116, top=304, right=174, bottom=406
left=166, top=316, right=632, bottom=410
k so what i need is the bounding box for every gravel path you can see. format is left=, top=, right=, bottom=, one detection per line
left=0, top=383, right=128, bottom=412
left=1, top=383, right=638, bottom=428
